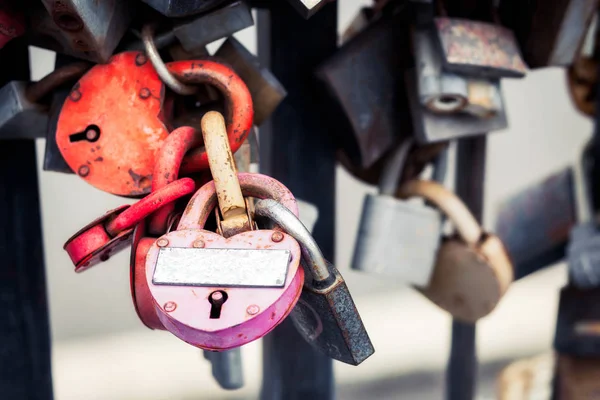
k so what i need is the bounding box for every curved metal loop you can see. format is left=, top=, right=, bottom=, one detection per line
left=141, top=24, right=197, bottom=96
left=254, top=199, right=330, bottom=282
left=378, top=137, right=415, bottom=196
left=397, top=180, right=482, bottom=245
left=26, top=62, right=91, bottom=103
left=106, top=178, right=196, bottom=236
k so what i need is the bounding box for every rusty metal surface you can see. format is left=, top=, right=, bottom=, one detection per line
left=434, top=18, right=527, bottom=78
left=141, top=0, right=228, bottom=17
left=495, top=168, right=576, bottom=280
left=33, top=0, right=131, bottom=63
left=26, top=62, right=90, bottom=103
left=317, top=11, right=412, bottom=168
left=554, top=286, right=600, bottom=356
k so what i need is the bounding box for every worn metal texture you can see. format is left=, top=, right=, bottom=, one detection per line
left=64, top=178, right=195, bottom=272
left=291, top=261, right=375, bottom=366
left=174, top=1, right=254, bottom=53
left=555, top=355, right=600, bottom=399
left=434, top=18, right=527, bottom=78
left=568, top=56, right=597, bottom=117
left=254, top=199, right=374, bottom=366
left=407, top=70, right=508, bottom=144
left=284, top=0, right=329, bottom=18
left=567, top=222, right=600, bottom=288
left=0, top=0, right=25, bottom=50
left=317, top=11, right=411, bottom=169
left=495, top=167, right=576, bottom=280
left=0, top=81, right=47, bottom=140
left=215, top=36, right=287, bottom=126
left=141, top=0, right=228, bottom=17
left=32, top=0, right=131, bottom=63
left=153, top=247, right=291, bottom=287
left=204, top=349, right=244, bottom=390
left=499, top=0, right=598, bottom=68
left=352, top=195, right=442, bottom=286
left=554, top=286, right=600, bottom=356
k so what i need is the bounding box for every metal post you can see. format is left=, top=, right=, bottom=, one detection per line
left=0, top=38, right=53, bottom=400
left=446, top=136, right=487, bottom=400
left=257, top=2, right=338, bottom=399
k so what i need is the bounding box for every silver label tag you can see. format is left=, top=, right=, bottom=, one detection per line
left=153, top=247, right=291, bottom=288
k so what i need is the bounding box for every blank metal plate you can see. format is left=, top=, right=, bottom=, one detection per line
left=153, top=247, right=291, bottom=288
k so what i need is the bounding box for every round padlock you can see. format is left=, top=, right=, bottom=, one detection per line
left=56, top=51, right=253, bottom=197
left=144, top=173, right=304, bottom=350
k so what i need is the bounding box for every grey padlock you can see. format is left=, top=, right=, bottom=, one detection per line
left=215, top=37, right=286, bottom=126
left=30, top=0, right=131, bottom=63
left=0, top=62, right=90, bottom=141
left=351, top=138, right=443, bottom=286
left=567, top=140, right=600, bottom=288
left=254, top=199, right=374, bottom=366
left=203, top=349, right=244, bottom=390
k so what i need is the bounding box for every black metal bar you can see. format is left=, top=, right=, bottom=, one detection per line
left=0, top=37, right=53, bottom=400
left=446, top=136, right=487, bottom=400
left=257, top=2, right=337, bottom=399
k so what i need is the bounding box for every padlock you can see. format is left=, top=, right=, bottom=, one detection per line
left=64, top=178, right=196, bottom=272
left=496, top=167, right=577, bottom=280
left=0, top=0, right=25, bottom=50
left=499, top=0, right=598, bottom=68
left=284, top=0, right=329, bottom=19
left=351, top=138, right=444, bottom=287
left=555, top=354, right=600, bottom=399
left=397, top=180, right=514, bottom=322
left=432, top=18, right=527, bottom=79
left=143, top=113, right=303, bottom=350
left=554, top=285, right=600, bottom=356
left=567, top=141, right=600, bottom=288
left=254, top=199, right=375, bottom=366
left=29, top=0, right=131, bottom=63
left=55, top=51, right=253, bottom=197
left=317, top=10, right=412, bottom=169
left=215, top=37, right=287, bottom=126
left=173, top=1, right=253, bottom=54
left=0, top=61, right=90, bottom=140
left=140, top=0, right=228, bottom=17
left=203, top=349, right=244, bottom=390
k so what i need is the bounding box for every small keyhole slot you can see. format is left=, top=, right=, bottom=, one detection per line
left=208, top=290, right=228, bottom=319
left=69, top=125, right=101, bottom=143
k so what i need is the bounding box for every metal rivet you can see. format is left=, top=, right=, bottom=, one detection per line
left=86, top=127, right=99, bottom=141
left=157, top=238, right=169, bottom=247
left=271, top=232, right=284, bottom=243
left=135, top=53, right=147, bottom=66
left=246, top=305, right=260, bottom=315
left=193, top=240, right=205, bottom=248
left=139, top=88, right=151, bottom=99
left=164, top=302, right=177, bottom=312
left=69, top=89, right=81, bottom=102
left=77, top=165, right=90, bottom=177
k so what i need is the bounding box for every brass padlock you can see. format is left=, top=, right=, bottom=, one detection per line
left=398, top=180, right=514, bottom=322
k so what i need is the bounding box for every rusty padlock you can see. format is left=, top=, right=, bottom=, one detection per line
left=254, top=199, right=375, bottom=366
left=143, top=113, right=304, bottom=350
left=55, top=50, right=253, bottom=197
left=398, top=180, right=514, bottom=322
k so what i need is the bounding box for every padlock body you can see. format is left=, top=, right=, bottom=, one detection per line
left=352, top=194, right=442, bottom=286
left=567, top=222, right=600, bottom=289
left=145, top=228, right=304, bottom=350
left=0, top=81, right=47, bottom=140
left=554, top=286, right=600, bottom=356
left=291, top=261, right=374, bottom=366
left=203, top=349, right=244, bottom=390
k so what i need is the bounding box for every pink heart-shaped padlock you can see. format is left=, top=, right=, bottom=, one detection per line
left=144, top=173, right=304, bottom=350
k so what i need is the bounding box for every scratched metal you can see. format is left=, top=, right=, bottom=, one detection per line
left=434, top=18, right=527, bottom=78
left=495, top=168, right=576, bottom=280
left=153, top=247, right=291, bottom=288
left=0, top=82, right=47, bottom=140
left=554, top=286, right=600, bottom=356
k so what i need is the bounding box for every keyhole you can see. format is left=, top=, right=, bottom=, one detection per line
left=69, top=125, right=101, bottom=143
left=208, top=290, right=228, bottom=319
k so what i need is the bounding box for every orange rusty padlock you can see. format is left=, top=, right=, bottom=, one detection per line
left=55, top=51, right=253, bottom=197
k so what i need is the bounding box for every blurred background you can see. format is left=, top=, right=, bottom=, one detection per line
left=29, top=0, right=590, bottom=398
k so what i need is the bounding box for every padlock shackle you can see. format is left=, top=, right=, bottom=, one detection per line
left=397, top=180, right=482, bottom=245
left=379, top=137, right=414, bottom=196
left=167, top=60, right=254, bottom=174
left=26, top=62, right=91, bottom=103
left=177, top=173, right=298, bottom=231
left=254, top=199, right=331, bottom=282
